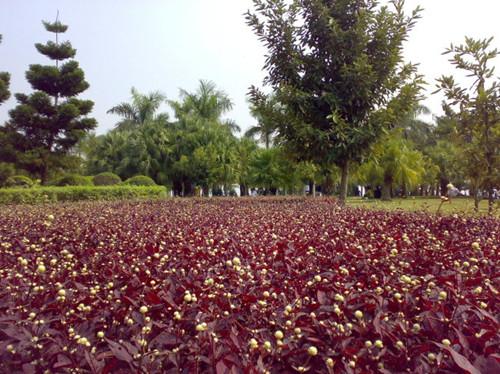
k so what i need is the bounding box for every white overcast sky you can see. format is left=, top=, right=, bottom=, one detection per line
left=0, top=0, right=499, bottom=134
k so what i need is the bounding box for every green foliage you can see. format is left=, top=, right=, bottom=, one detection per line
left=435, top=36, right=500, bottom=213
left=86, top=130, right=153, bottom=180
left=249, top=147, right=302, bottom=194
left=93, top=172, right=122, bottom=186
left=169, top=80, right=234, bottom=125
left=235, top=137, right=259, bottom=195
left=0, top=162, right=16, bottom=187
left=5, top=175, right=34, bottom=188
left=358, top=131, right=426, bottom=200
left=245, top=93, right=282, bottom=149
left=0, top=186, right=167, bottom=204
left=0, top=71, right=10, bottom=104
left=246, top=0, right=424, bottom=201
left=1, top=18, right=96, bottom=183
left=123, top=175, right=156, bottom=186
left=108, top=87, right=168, bottom=131
left=86, top=80, right=241, bottom=196
left=51, top=174, right=93, bottom=186
left=0, top=35, right=10, bottom=104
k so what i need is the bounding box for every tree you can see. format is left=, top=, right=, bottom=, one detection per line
left=235, top=137, right=258, bottom=196
left=169, top=80, right=239, bottom=133
left=167, top=80, right=240, bottom=196
left=246, top=0, right=424, bottom=202
left=85, top=122, right=173, bottom=184
left=250, top=147, right=286, bottom=195
left=399, top=105, right=433, bottom=146
left=246, top=92, right=283, bottom=148
left=3, top=17, right=96, bottom=182
left=358, top=131, right=426, bottom=200
left=0, top=35, right=10, bottom=105
left=86, top=130, right=151, bottom=179
left=107, top=87, right=168, bottom=130
left=435, top=37, right=500, bottom=214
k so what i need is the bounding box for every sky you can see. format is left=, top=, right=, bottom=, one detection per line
left=0, top=0, right=499, bottom=134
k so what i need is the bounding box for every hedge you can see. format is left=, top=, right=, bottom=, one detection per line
left=0, top=186, right=167, bottom=204
left=51, top=174, right=94, bottom=186
left=123, top=175, right=157, bottom=186
left=93, top=172, right=122, bottom=186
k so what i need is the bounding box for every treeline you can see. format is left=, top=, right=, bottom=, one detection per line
left=0, top=2, right=498, bottom=215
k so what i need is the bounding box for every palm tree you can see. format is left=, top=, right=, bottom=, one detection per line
left=235, top=137, right=258, bottom=196
left=245, top=93, right=281, bottom=149
left=107, top=87, right=168, bottom=130
left=398, top=105, right=434, bottom=148
left=359, top=131, right=426, bottom=200
left=171, top=80, right=233, bottom=118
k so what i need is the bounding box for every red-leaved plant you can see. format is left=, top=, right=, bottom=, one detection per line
left=0, top=198, right=498, bottom=373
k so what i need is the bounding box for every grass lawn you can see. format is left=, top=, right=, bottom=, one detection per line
left=347, top=196, right=499, bottom=217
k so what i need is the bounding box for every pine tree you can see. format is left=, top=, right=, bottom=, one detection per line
left=0, top=34, right=10, bottom=104
left=4, top=16, right=96, bottom=182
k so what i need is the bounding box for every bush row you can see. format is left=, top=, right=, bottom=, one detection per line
left=1, top=173, right=157, bottom=188
left=0, top=185, right=168, bottom=204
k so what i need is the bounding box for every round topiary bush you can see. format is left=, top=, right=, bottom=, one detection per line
left=54, top=174, right=93, bottom=186
left=123, top=175, right=157, bottom=186
left=92, top=172, right=121, bottom=186
left=5, top=175, right=34, bottom=188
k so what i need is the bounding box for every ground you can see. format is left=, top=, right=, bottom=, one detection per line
left=347, top=197, right=499, bottom=217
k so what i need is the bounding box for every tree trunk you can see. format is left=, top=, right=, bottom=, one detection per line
left=202, top=185, right=209, bottom=197
left=312, top=182, right=316, bottom=197
left=240, top=184, right=247, bottom=196
left=474, top=189, right=480, bottom=212
left=440, top=178, right=448, bottom=196
left=322, top=170, right=334, bottom=196
left=381, top=176, right=392, bottom=201
left=488, top=187, right=494, bottom=216
left=40, top=165, right=49, bottom=185
left=185, top=182, right=194, bottom=196
left=339, top=160, right=349, bottom=203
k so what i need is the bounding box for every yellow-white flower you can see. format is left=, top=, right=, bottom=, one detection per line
left=274, top=330, right=284, bottom=340
left=195, top=322, right=207, bottom=332
left=307, top=346, right=318, bottom=356
left=36, top=264, right=46, bottom=274
left=249, top=338, right=258, bottom=349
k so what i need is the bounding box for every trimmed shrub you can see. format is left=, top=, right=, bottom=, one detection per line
left=53, top=174, right=94, bottom=186
left=123, top=175, right=156, bottom=186
left=93, top=172, right=121, bottom=186
left=5, top=175, right=34, bottom=188
left=0, top=186, right=167, bottom=204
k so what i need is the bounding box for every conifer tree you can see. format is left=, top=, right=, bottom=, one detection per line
left=0, top=35, right=10, bottom=104
left=4, top=15, right=96, bottom=182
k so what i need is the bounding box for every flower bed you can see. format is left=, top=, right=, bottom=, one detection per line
left=0, top=198, right=498, bottom=373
